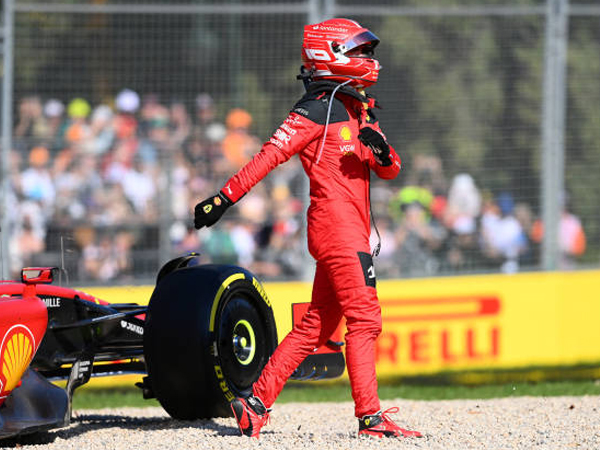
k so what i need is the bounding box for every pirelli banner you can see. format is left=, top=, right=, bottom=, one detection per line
left=266, top=270, right=600, bottom=377
left=375, top=269, right=600, bottom=376
left=85, top=269, right=600, bottom=378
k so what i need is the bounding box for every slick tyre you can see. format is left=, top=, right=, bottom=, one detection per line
left=144, top=263, right=277, bottom=420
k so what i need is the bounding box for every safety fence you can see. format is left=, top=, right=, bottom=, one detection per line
left=1, top=0, right=599, bottom=284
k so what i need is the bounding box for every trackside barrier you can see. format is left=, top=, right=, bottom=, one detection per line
left=82, top=270, right=600, bottom=381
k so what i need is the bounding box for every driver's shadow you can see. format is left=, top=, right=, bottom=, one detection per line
left=2, top=412, right=240, bottom=448
left=68, top=412, right=242, bottom=436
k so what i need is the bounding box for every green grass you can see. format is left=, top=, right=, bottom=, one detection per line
left=73, top=387, right=161, bottom=410
left=72, top=379, right=600, bottom=410
left=280, top=379, right=600, bottom=402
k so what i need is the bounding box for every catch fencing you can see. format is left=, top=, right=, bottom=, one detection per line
left=1, top=0, right=598, bottom=284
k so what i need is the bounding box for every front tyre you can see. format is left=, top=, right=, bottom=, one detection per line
left=144, top=264, right=277, bottom=420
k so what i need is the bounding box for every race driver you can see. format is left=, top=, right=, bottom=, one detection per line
left=193, top=18, right=422, bottom=440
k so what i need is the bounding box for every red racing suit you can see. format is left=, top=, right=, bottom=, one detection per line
left=221, top=81, right=401, bottom=418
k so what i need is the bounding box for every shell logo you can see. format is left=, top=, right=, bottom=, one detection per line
left=0, top=325, right=36, bottom=395
left=339, top=126, right=352, bottom=142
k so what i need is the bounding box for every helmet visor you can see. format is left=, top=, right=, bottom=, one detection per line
left=343, top=30, right=380, bottom=55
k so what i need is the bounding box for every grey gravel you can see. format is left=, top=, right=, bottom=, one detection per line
left=3, top=396, right=600, bottom=449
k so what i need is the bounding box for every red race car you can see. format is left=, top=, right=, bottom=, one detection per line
left=0, top=255, right=345, bottom=440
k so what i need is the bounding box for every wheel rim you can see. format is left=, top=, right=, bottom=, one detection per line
left=232, top=319, right=256, bottom=365
left=216, top=293, right=271, bottom=394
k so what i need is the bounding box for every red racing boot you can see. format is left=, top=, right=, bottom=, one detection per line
left=358, top=407, right=423, bottom=438
left=230, top=395, right=270, bottom=438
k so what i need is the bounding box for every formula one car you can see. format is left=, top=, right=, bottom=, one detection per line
left=0, top=255, right=345, bottom=440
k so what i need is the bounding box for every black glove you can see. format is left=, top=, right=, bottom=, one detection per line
left=359, top=127, right=392, bottom=166
left=194, top=192, right=232, bottom=229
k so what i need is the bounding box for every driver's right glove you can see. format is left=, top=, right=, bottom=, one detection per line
left=194, top=192, right=232, bottom=229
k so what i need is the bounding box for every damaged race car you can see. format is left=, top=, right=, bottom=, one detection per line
left=0, top=254, right=345, bottom=440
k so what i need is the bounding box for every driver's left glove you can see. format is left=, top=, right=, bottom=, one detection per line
left=359, top=127, right=392, bottom=166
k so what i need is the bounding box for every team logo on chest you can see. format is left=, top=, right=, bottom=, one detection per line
left=338, top=125, right=355, bottom=155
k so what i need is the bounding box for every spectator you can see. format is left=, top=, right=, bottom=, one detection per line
left=64, top=98, right=92, bottom=151
left=90, top=183, right=135, bottom=226
left=138, top=103, right=169, bottom=166
left=9, top=202, right=46, bottom=276
left=200, top=224, right=238, bottom=265
left=221, top=108, right=260, bottom=169
left=169, top=99, right=192, bottom=149
left=139, top=93, right=162, bottom=135
left=530, top=194, right=587, bottom=269
left=71, top=154, right=104, bottom=212
left=443, top=216, right=480, bottom=272
left=229, top=192, right=268, bottom=267
left=388, top=181, right=433, bottom=224
left=88, top=104, right=115, bottom=156
left=116, top=88, right=141, bottom=116
left=259, top=190, right=304, bottom=279
left=52, top=155, right=87, bottom=225
left=114, top=89, right=140, bottom=143
left=120, top=158, right=157, bottom=218
left=444, top=173, right=481, bottom=233
left=514, top=202, right=537, bottom=267
left=394, top=202, right=441, bottom=276
left=20, top=146, right=56, bottom=215
left=14, top=96, right=46, bottom=148
left=480, top=192, right=527, bottom=273
left=104, top=139, right=137, bottom=184
left=43, top=98, right=67, bottom=153
left=559, top=207, right=587, bottom=268
left=194, top=93, right=226, bottom=147
left=185, top=94, right=227, bottom=177
left=169, top=150, right=193, bottom=221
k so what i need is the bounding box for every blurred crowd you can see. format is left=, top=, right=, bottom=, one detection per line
left=369, top=156, right=587, bottom=278
left=6, top=90, right=587, bottom=283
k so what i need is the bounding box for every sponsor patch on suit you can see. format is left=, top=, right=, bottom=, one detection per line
left=358, top=251, right=376, bottom=287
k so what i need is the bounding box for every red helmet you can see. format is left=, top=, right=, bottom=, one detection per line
left=301, top=18, right=380, bottom=88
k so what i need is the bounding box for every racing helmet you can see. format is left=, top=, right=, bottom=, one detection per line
left=301, top=18, right=380, bottom=88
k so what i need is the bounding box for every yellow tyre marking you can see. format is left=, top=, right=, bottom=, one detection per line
left=209, top=273, right=245, bottom=332
left=234, top=319, right=256, bottom=366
